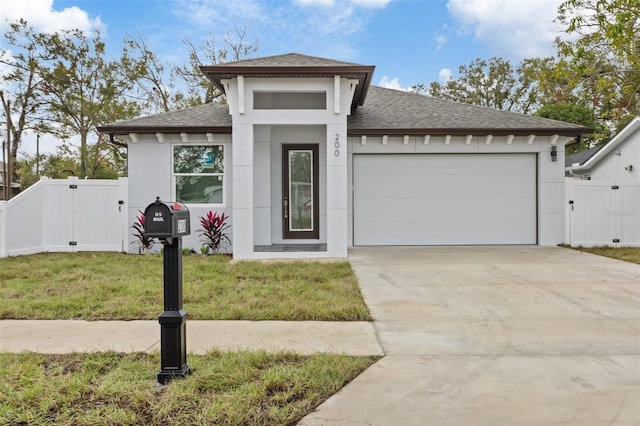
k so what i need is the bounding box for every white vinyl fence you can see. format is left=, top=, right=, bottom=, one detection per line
left=565, top=178, right=640, bottom=247
left=0, top=177, right=128, bottom=258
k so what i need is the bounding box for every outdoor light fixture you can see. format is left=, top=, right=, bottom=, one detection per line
left=551, top=145, right=557, bottom=162
left=625, top=164, right=634, bottom=172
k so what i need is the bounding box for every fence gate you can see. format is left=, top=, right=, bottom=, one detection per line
left=566, top=179, right=640, bottom=247
left=47, top=179, right=127, bottom=252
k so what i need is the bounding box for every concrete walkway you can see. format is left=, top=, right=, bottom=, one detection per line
left=299, top=246, right=640, bottom=426
left=0, top=320, right=383, bottom=356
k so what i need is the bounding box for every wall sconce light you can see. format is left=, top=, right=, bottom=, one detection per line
left=625, top=164, right=634, bottom=172
left=550, top=145, right=557, bottom=162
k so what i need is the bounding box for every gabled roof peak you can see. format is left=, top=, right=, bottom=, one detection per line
left=211, top=52, right=365, bottom=68
left=200, top=52, right=375, bottom=109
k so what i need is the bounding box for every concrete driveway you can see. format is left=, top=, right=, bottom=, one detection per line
left=300, top=246, right=640, bottom=426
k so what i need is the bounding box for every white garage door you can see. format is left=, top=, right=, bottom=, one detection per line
left=353, top=153, right=537, bottom=245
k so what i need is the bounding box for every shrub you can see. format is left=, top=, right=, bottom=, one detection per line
left=131, top=210, right=155, bottom=254
left=198, top=211, right=231, bottom=254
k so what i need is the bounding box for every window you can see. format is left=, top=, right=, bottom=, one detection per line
left=253, top=92, right=326, bottom=109
left=173, top=145, right=224, bottom=204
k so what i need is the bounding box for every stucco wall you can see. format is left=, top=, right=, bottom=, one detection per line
left=589, top=135, right=640, bottom=180
left=126, top=133, right=232, bottom=253
left=225, top=76, right=352, bottom=258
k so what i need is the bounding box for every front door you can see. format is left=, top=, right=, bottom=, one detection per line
left=282, top=144, right=319, bottom=239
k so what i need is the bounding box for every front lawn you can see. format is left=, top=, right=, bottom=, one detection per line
left=0, top=350, right=378, bottom=426
left=569, top=246, right=640, bottom=264
left=0, top=253, right=371, bottom=321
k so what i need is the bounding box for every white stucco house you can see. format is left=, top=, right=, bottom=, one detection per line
left=566, top=116, right=640, bottom=180
left=98, top=53, right=592, bottom=260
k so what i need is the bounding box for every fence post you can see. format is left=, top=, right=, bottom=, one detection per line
left=565, top=178, right=572, bottom=246
left=119, top=177, right=129, bottom=253
left=0, top=200, right=6, bottom=258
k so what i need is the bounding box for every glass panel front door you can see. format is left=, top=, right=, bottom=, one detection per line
left=283, top=144, right=319, bottom=239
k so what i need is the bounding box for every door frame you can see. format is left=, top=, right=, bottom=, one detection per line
left=282, top=144, right=320, bottom=239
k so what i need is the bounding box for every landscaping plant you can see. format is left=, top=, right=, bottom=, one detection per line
left=198, top=210, right=230, bottom=254
left=131, top=210, right=155, bottom=254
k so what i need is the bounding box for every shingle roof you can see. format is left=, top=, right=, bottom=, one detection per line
left=212, top=53, right=362, bottom=68
left=349, top=86, right=592, bottom=136
left=97, top=102, right=231, bottom=134
left=565, top=145, right=602, bottom=167
left=98, top=86, right=593, bottom=137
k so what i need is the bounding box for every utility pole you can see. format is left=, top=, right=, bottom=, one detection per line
left=36, top=132, right=40, bottom=175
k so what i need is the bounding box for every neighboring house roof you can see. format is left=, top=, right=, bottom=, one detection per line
left=99, top=86, right=592, bottom=137
left=565, top=145, right=603, bottom=168
left=566, top=116, right=640, bottom=173
left=200, top=53, right=376, bottom=109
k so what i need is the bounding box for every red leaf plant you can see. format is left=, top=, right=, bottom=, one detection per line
left=131, top=210, right=156, bottom=254
left=198, top=211, right=231, bottom=254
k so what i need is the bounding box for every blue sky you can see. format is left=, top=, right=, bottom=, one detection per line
left=2, top=0, right=567, bottom=89
left=1, top=0, right=567, bottom=155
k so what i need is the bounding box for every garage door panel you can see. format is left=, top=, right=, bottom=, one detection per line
left=357, top=174, right=535, bottom=199
left=358, top=154, right=534, bottom=176
left=354, top=154, right=537, bottom=245
left=357, top=197, right=535, bottom=228
left=356, top=216, right=535, bottom=245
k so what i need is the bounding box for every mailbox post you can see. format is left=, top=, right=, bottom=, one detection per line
left=144, top=197, right=191, bottom=384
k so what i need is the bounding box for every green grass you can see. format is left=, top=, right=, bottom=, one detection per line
left=568, top=246, right=640, bottom=264
left=0, top=252, right=370, bottom=321
left=0, top=350, right=378, bottom=426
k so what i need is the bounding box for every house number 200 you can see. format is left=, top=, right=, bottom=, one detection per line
left=334, top=134, right=340, bottom=157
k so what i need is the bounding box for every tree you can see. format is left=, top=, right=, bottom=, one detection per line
left=535, top=103, right=602, bottom=151
left=35, top=27, right=142, bottom=178
left=555, top=0, right=640, bottom=129
left=125, top=27, right=258, bottom=113
left=173, top=27, right=258, bottom=106
left=0, top=20, right=53, bottom=187
left=123, top=34, right=187, bottom=113
left=1, top=21, right=144, bottom=180
left=418, top=57, right=540, bottom=114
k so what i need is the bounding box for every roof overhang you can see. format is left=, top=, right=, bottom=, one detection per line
left=347, top=127, right=593, bottom=137
left=200, top=64, right=376, bottom=110
left=96, top=125, right=232, bottom=135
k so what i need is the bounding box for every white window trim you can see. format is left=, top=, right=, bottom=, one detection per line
left=172, top=143, right=226, bottom=206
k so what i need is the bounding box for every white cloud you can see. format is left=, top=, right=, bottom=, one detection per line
left=349, top=0, right=392, bottom=7
left=295, top=0, right=391, bottom=7
left=295, top=0, right=335, bottom=6
left=438, top=68, right=453, bottom=83
left=0, top=0, right=103, bottom=34
left=447, top=0, right=565, bottom=59
left=378, top=76, right=406, bottom=91
left=436, top=34, right=448, bottom=51
left=172, top=0, right=267, bottom=29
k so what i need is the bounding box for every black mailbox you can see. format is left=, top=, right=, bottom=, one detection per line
left=143, top=197, right=192, bottom=384
left=144, top=197, right=190, bottom=239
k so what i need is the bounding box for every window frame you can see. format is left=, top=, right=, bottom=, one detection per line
left=172, top=143, right=225, bottom=206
